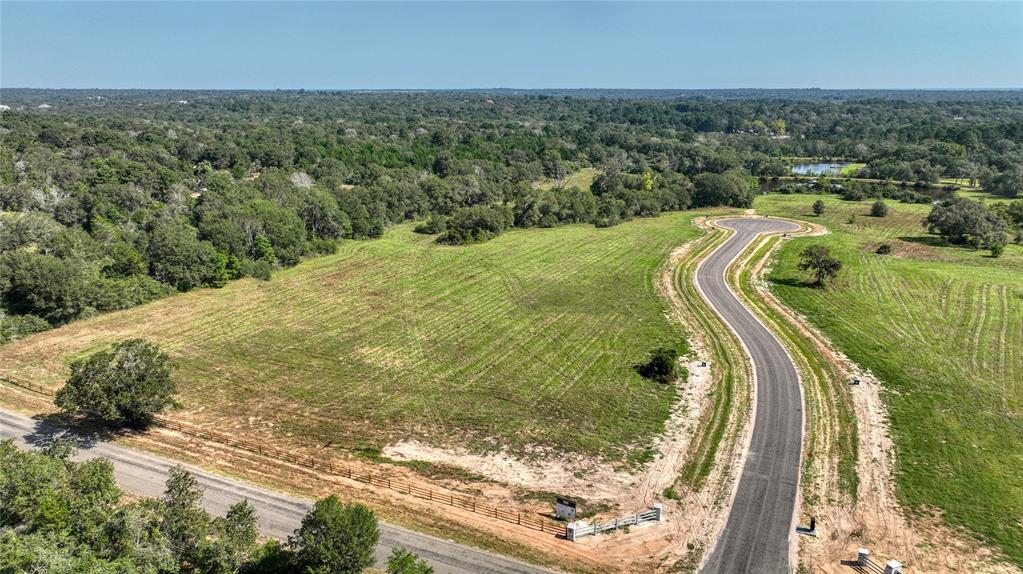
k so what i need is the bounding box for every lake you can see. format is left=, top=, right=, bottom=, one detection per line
left=791, top=162, right=850, bottom=176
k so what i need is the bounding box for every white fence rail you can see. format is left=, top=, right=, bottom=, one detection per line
left=566, top=504, right=663, bottom=541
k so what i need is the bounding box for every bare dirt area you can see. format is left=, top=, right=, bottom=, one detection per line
left=743, top=220, right=1020, bottom=574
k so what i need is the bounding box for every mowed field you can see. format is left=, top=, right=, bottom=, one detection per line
left=535, top=167, right=600, bottom=191
left=756, top=194, right=1023, bottom=564
left=0, top=213, right=711, bottom=465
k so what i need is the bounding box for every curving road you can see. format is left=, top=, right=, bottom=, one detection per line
left=0, top=408, right=556, bottom=574
left=697, top=218, right=804, bottom=574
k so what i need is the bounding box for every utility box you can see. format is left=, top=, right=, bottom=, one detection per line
left=556, top=498, right=577, bottom=521
left=884, top=560, right=902, bottom=574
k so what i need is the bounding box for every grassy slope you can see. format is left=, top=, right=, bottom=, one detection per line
left=0, top=213, right=709, bottom=465
left=838, top=162, right=867, bottom=176
left=756, top=193, right=1023, bottom=564
left=535, top=167, right=600, bottom=191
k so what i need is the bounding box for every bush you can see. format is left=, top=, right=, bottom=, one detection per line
left=54, top=338, right=176, bottom=429
left=870, top=200, right=888, bottom=217
left=387, top=547, right=434, bottom=574
left=812, top=199, right=825, bottom=216
left=841, top=188, right=867, bottom=201
left=239, top=259, right=273, bottom=281
left=306, top=238, right=339, bottom=256
left=413, top=214, right=448, bottom=235
left=437, top=205, right=512, bottom=245
left=876, top=243, right=892, bottom=255
left=637, top=347, right=679, bottom=384
left=0, top=313, right=50, bottom=344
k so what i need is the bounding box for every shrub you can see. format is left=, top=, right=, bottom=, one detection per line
left=413, top=214, right=447, bottom=235
left=239, top=259, right=273, bottom=281
left=812, top=199, right=825, bottom=216
left=387, top=547, right=434, bottom=574
left=54, top=338, right=176, bottom=429
left=437, top=205, right=512, bottom=245
left=841, top=188, right=867, bottom=201
left=876, top=243, right=892, bottom=255
left=871, top=200, right=889, bottom=217
left=0, top=313, right=50, bottom=344
left=638, top=347, right=679, bottom=384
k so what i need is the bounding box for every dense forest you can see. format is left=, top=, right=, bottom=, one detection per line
left=1, top=89, right=1021, bottom=341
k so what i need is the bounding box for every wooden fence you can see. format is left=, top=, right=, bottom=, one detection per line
left=0, top=374, right=565, bottom=536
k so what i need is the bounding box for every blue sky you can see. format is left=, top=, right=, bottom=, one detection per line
left=2, top=1, right=1021, bottom=89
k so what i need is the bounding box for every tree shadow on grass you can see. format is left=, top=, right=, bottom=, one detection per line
left=898, top=235, right=946, bottom=248
left=771, top=276, right=818, bottom=289
left=23, top=411, right=143, bottom=452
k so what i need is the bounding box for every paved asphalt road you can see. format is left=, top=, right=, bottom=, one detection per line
left=0, top=408, right=557, bottom=574
left=697, top=218, right=803, bottom=574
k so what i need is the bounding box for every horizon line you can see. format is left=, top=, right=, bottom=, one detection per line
left=4, top=86, right=1023, bottom=92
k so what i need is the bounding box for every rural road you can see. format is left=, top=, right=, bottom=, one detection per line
left=696, top=218, right=804, bottom=574
left=0, top=408, right=557, bottom=574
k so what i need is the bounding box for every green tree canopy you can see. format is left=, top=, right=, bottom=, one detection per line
left=924, top=197, right=1009, bottom=256
left=797, top=244, right=842, bottom=287
left=290, top=496, right=380, bottom=574
left=54, top=338, right=176, bottom=429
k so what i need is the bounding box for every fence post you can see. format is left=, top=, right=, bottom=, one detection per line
left=651, top=502, right=663, bottom=522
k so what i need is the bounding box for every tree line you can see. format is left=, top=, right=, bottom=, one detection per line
left=1, top=90, right=1020, bottom=340
left=1, top=440, right=433, bottom=574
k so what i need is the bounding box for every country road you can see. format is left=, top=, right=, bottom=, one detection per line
left=0, top=408, right=557, bottom=574
left=696, top=218, right=804, bottom=574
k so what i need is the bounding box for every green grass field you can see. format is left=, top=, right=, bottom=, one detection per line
left=838, top=162, right=867, bottom=176
left=0, top=213, right=709, bottom=466
left=535, top=167, right=600, bottom=191
left=756, top=194, right=1023, bottom=564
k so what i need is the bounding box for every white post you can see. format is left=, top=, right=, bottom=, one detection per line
left=857, top=548, right=870, bottom=566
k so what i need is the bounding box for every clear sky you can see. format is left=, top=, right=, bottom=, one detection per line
left=2, top=1, right=1021, bottom=89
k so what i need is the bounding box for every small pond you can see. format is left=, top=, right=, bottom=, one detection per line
left=790, top=162, right=851, bottom=176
